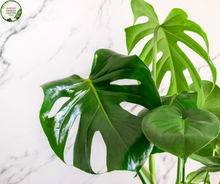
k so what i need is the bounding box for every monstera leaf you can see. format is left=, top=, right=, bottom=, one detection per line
left=40, top=49, right=161, bottom=174
left=142, top=93, right=220, bottom=159
left=125, top=0, right=216, bottom=107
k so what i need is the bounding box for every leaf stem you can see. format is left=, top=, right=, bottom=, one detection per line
left=149, top=154, right=156, bottom=183
left=152, top=25, right=161, bottom=82
left=181, top=158, right=185, bottom=184
left=176, top=157, right=183, bottom=184
left=204, top=172, right=209, bottom=184
left=137, top=165, right=157, bottom=184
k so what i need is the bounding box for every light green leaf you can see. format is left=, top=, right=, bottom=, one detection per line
left=126, top=0, right=217, bottom=107
left=187, top=166, right=220, bottom=184
left=142, top=105, right=220, bottom=159
left=40, top=49, right=161, bottom=174
left=186, top=171, right=207, bottom=184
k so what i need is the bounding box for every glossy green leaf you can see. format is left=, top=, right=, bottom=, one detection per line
left=40, top=49, right=162, bottom=174
left=142, top=105, right=220, bottom=158
left=186, top=171, right=207, bottom=184
left=140, top=92, right=199, bottom=155
left=125, top=0, right=217, bottom=107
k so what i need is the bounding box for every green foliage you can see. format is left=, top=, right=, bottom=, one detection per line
left=40, top=49, right=161, bottom=174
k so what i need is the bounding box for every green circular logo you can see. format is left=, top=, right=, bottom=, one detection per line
left=0, top=1, right=22, bottom=22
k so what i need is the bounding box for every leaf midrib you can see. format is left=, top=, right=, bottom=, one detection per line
left=85, top=79, right=129, bottom=150
left=160, top=27, right=178, bottom=93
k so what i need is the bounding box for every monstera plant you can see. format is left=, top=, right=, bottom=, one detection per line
left=40, top=0, right=220, bottom=183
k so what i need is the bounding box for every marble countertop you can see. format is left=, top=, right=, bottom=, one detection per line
left=0, top=0, right=220, bottom=183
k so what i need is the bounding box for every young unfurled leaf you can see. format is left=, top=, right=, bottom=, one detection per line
left=125, top=0, right=217, bottom=107
left=40, top=49, right=161, bottom=174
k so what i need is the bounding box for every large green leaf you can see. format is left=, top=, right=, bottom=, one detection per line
left=139, top=92, right=198, bottom=155
left=40, top=49, right=161, bottom=174
left=142, top=105, right=220, bottom=159
left=125, top=0, right=216, bottom=107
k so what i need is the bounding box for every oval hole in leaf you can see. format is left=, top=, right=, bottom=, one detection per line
left=64, top=115, right=80, bottom=165
left=120, top=102, right=145, bottom=116
left=130, top=34, right=153, bottom=56
left=148, top=62, right=152, bottom=71
left=49, top=97, right=70, bottom=118
left=183, top=68, right=192, bottom=86
left=110, top=79, right=140, bottom=85
left=135, top=16, right=149, bottom=24
left=184, top=31, right=207, bottom=51
left=158, top=71, right=171, bottom=96
left=90, top=131, right=107, bottom=173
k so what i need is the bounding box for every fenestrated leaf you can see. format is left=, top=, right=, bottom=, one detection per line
left=142, top=105, right=220, bottom=159
left=125, top=0, right=217, bottom=107
left=40, top=49, right=161, bottom=174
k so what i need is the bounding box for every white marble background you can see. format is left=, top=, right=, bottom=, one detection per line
left=0, top=0, right=220, bottom=183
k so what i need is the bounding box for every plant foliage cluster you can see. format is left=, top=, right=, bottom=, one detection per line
left=39, top=0, right=220, bottom=183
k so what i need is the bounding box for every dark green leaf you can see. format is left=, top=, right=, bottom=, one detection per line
left=142, top=105, right=220, bottom=158
left=126, top=0, right=217, bottom=107
left=40, top=49, right=161, bottom=174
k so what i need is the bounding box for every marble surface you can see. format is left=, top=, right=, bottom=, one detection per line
left=0, top=0, right=220, bottom=183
